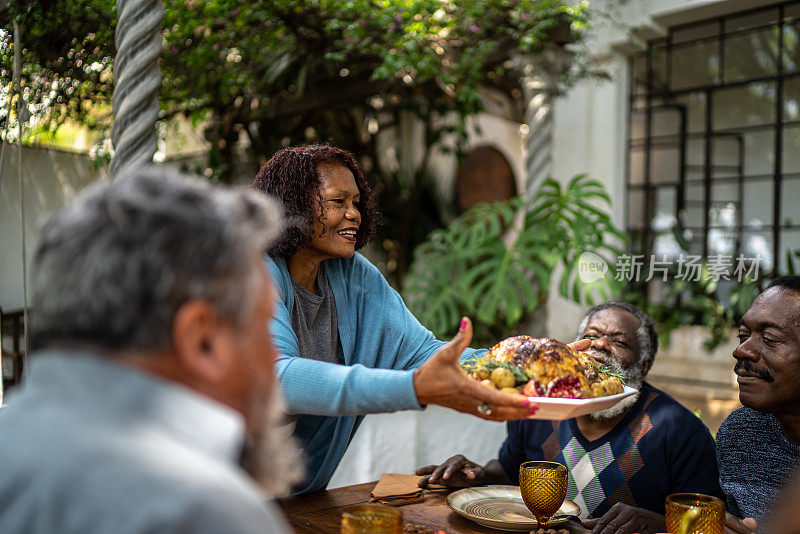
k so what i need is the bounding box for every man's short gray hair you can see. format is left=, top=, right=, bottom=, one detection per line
left=576, top=301, right=659, bottom=366
left=31, top=166, right=282, bottom=353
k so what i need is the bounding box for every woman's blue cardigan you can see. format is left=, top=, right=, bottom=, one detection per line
left=266, top=253, right=477, bottom=494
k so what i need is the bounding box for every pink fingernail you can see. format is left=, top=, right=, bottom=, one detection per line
left=528, top=406, right=539, bottom=415
left=459, top=318, right=467, bottom=331
left=520, top=399, right=531, bottom=407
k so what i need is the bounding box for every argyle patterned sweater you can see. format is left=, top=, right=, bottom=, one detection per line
left=499, top=382, right=723, bottom=518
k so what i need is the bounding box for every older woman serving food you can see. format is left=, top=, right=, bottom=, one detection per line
left=251, top=145, right=554, bottom=494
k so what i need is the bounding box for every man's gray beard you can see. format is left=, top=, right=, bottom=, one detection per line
left=240, top=386, right=305, bottom=497
left=586, top=351, right=644, bottom=421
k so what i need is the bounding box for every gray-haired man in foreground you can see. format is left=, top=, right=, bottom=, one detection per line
left=0, top=168, right=301, bottom=533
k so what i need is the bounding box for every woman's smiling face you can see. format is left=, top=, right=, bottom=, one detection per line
left=305, top=163, right=362, bottom=260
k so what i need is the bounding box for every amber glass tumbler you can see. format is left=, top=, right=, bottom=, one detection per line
left=665, top=493, right=724, bottom=534
left=519, top=461, right=568, bottom=527
left=340, top=503, right=402, bottom=534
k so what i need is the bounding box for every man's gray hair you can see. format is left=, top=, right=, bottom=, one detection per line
left=31, top=166, right=282, bottom=353
left=576, top=301, right=659, bottom=366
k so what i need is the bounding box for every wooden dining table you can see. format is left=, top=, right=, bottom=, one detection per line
left=276, top=481, right=589, bottom=533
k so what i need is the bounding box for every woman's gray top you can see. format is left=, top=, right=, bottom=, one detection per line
left=289, top=264, right=342, bottom=365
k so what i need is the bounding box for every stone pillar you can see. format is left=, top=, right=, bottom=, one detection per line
left=514, top=44, right=573, bottom=196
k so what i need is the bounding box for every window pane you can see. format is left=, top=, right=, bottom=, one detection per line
left=686, top=138, right=706, bottom=167
left=782, top=22, right=800, bottom=71
left=652, top=187, right=680, bottom=256
left=781, top=178, right=800, bottom=226
left=628, top=188, right=646, bottom=228
left=782, top=126, right=800, bottom=174
left=683, top=202, right=706, bottom=229
left=630, top=110, right=647, bottom=140
left=742, top=130, right=776, bottom=176
left=784, top=76, right=800, bottom=122
left=708, top=200, right=738, bottom=254
left=669, top=92, right=706, bottom=133
left=686, top=169, right=705, bottom=184
left=712, top=135, right=743, bottom=178
left=744, top=178, right=773, bottom=228
left=723, top=27, right=780, bottom=82
left=726, top=8, right=779, bottom=33
left=682, top=234, right=704, bottom=256
left=632, top=54, right=648, bottom=95
left=686, top=182, right=704, bottom=200
left=785, top=3, right=800, bottom=22
left=671, top=39, right=720, bottom=91
left=654, top=186, right=677, bottom=223
left=628, top=228, right=647, bottom=255
left=711, top=182, right=739, bottom=203
left=650, top=146, right=681, bottom=184
left=779, top=229, right=800, bottom=273
left=742, top=229, right=774, bottom=271
left=652, top=107, right=683, bottom=137
left=713, top=82, right=776, bottom=130
left=708, top=228, right=737, bottom=255
left=651, top=45, right=668, bottom=92
left=629, top=149, right=645, bottom=185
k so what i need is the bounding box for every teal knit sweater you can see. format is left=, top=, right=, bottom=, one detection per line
left=266, top=253, right=480, bottom=494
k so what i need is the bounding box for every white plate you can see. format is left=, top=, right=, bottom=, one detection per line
left=446, top=485, right=580, bottom=532
left=526, top=385, right=638, bottom=420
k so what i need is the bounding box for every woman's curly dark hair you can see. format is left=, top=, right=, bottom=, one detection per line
left=251, top=145, right=379, bottom=258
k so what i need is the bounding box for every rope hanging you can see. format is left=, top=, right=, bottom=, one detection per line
left=110, top=0, right=163, bottom=177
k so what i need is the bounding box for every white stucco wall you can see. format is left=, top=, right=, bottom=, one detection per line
left=0, top=145, right=107, bottom=312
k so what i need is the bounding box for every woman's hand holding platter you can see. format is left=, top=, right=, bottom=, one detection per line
left=412, top=317, right=541, bottom=421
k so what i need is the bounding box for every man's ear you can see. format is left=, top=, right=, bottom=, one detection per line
left=171, top=300, right=234, bottom=383
left=641, top=357, right=653, bottom=377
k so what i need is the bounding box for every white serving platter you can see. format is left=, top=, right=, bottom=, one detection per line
left=526, top=385, right=638, bottom=420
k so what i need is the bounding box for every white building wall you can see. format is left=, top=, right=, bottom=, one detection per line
left=0, top=146, right=108, bottom=312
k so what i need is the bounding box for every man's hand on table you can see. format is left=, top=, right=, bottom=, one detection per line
left=580, top=503, right=664, bottom=534
left=416, top=455, right=484, bottom=488
left=725, top=512, right=758, bottom=534
left=412, top=318, right=592, bottom=422
left=416, top=457, right=511, bottom=488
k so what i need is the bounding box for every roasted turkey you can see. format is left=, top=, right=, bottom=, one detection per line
left=464, top=335, right=624, bottom=399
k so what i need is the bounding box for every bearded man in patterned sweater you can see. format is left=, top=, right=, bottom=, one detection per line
left=417, top=302, right=722, bottom=534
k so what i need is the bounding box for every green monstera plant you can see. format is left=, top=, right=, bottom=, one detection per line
left=403, top=174, right=626, bottom=345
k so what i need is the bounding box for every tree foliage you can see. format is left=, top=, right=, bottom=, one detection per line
left=3, top=0, right=593, bottom=285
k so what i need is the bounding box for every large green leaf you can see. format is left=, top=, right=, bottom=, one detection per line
left=404, top=173, right=628, bottom=342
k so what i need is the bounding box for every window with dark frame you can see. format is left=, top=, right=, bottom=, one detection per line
left=627, top=1, right=800, bottom=282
